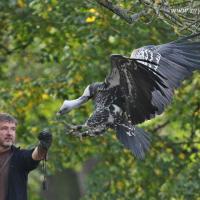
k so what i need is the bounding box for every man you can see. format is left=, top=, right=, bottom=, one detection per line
left=0, top=113, right=52, bottom=200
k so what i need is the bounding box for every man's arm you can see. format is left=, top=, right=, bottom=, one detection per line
left=32, top=146, right=47, bottom=160
left=32, top=130, right=52, bottom=161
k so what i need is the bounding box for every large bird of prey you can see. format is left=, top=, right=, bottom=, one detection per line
left=57, top=33, right=200, bottom=159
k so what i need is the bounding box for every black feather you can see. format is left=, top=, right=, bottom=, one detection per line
left=116, top=124, right=151, bottom=159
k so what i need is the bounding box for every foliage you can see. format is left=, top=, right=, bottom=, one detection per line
left=0, top=0, right=200, bottom=200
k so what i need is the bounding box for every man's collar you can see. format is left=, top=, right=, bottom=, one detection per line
left=11, top=145, right=20, bottom=151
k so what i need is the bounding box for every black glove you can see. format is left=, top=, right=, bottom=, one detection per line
left=38, top=129, right=52, bottom=150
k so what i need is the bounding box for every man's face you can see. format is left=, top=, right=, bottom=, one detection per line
left=0, top=121, right=16, bottom=149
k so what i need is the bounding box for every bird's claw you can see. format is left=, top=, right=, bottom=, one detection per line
left=66, top=125, right=106, bottom=138
left=69, top=130, right=84, bottom=140
left=71, top=125, right=83, bottom=131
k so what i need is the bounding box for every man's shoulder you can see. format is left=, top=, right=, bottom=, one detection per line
left=11, top=145, right=20, bottom=152
left=11, top=145, right=34, bottom=158
left=11, top=145, right=34, bottom=151
left=11, top=146, right=39, bottom=171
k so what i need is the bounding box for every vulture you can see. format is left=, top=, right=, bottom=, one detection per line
left=57, top=33, right=200, bottom=159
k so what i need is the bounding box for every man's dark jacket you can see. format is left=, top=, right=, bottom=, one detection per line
left=6, top=146, right=39, bottom=200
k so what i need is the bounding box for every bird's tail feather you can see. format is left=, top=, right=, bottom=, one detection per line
left=116, top=124, right=151, bottom=159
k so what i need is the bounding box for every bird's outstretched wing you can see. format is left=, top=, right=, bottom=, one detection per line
left=106, top=33, right=200, bottom=125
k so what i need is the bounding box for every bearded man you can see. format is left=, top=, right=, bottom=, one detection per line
left=0, top=113, right=52, bottom=200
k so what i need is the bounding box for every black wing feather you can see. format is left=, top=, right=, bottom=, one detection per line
left=106, top=33, right=200, bottom=124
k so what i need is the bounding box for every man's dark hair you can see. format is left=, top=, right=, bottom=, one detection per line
left=0, top=113, right=18, bottom=125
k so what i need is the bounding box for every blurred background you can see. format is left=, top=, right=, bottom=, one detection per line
left=0, top=0, right=200, bottom=199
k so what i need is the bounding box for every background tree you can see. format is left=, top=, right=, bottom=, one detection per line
left=0, top=0, right=199, bottom=199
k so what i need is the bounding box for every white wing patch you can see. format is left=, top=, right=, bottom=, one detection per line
left=131, top=47, right=161, bottom=71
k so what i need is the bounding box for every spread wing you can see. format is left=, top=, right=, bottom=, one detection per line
left=105, top=33, right=200, bottom=125
left=131, top=33, right=200, bottom=89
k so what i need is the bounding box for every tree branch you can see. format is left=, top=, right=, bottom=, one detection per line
left=95, top=0, right=147, bottom=24
left=94, top=0, right=200, bottom=33
left=171, top=141, right=200, bottom=145
left=0, top=38, right=33, bottom=55
left=150, top=120, right=170, bottom=133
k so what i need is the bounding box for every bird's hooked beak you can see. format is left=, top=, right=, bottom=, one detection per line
left=56, top=110, right=63, bottom=116
left=56, top=111, right=61, bottom=116
left=56, top=108, right=68, bottom=116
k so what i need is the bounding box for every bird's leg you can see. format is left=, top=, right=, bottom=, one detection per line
left=79, top=127, right=106, bottom=137
left=70, top=126, right=106, bottom=139
left=57, top=120, right=86, bottom=131
left=65, top=123, right=87, bottom=132
left=70, top=124, right=87, bottom=131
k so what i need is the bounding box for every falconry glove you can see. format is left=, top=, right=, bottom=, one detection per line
left=38, top=129, right=52, bottom=151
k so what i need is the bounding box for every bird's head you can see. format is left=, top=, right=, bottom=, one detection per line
left=57, top=100, right=74, bottom=115
left=57, top=85, right=93, bottom=116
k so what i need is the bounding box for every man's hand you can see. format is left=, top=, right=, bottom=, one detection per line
left=38, top=129, right=52, bottom=150
left=32, top=129, right=52, bottom=161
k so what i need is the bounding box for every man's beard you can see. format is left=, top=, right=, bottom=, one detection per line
left=0, top=139, right=15, bottom=148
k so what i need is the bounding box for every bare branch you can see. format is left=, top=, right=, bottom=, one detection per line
left=94, top=0, right=200, bottom=33
left=150, top=120, right=170, bottom=133
left=95, top=0, right=147, bottom=24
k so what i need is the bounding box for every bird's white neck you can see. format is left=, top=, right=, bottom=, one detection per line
left=65, top=96, right=88, bottom=110
left=58, top=85, right=91, bottom=115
